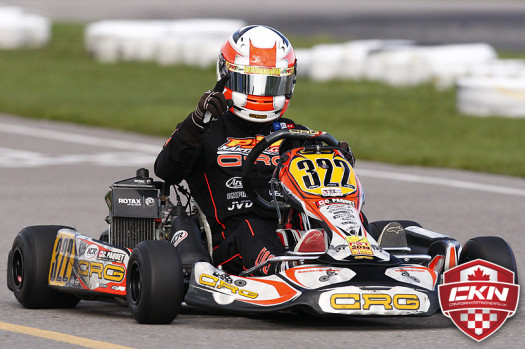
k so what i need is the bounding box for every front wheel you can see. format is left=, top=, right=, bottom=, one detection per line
left=7, top=225, right=80, bottom=308
left=459, top=236, right=518, bottom=282
left=126, top=240, right=184, bottom=324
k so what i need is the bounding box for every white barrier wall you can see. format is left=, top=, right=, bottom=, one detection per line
left=81, top=19, right=525, bottom=118
left=296, top=40, right=525, bottom=118
left=85, top=19, right=247, bottom=66
left=295, top=40, right=415, bottom=82
left=457, top=76, right=525, bottom=117
left=2, top=6, right=524, bottom=118
left=0, top=6, right=51, bottom=49
left=295, top=40, right=499, bottom=90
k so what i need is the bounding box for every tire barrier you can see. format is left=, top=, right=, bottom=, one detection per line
left=457, top=76, right=525, bottom=118
left=296, top=40, right=415, bottom=82
left=0, top=6, right=51, bottom=49
left=85, top=19, right=247, bottom=66
left=296, top=41, right=497, bottom=89
left=3, top=10, right=521, bottom=119
left=292, top=41, right=525, bottom=118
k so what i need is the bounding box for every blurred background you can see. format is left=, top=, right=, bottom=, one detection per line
left=6, top=0, right=525, bottom=50
left=2, top=0, right=525, bottom=177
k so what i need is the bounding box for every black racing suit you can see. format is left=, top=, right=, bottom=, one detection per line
left=155, top=111, right=305, bottom=275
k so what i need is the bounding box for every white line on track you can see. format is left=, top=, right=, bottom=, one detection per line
left=2, top=122, right=525, bottom=197
left=0, top=148, right=155, bottom=167
left=0, top=122, right=160, bottom=153
left=358, top=169, right=525, bottom=197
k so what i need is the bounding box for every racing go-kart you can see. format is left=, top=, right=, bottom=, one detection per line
left=7, top=129, right=518, bottom=324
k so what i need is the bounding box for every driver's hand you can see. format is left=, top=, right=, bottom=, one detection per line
left=338, top=141, right=356, bottom=167
left=191, top=75, right=232, bottom=127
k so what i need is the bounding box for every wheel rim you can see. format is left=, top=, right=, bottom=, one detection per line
left=129, top=261, right=142, bottom=305
left=12, top=248, right=24, bottom=289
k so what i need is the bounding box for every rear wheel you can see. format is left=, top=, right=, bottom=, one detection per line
left=7, top=225, right=80, bottom=308
left=459, top=236, right=518, bottom=281
left=126, top=240, right=184, bottom=324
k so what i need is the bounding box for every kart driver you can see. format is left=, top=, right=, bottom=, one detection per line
left=155, top=25, right=355, bottom=276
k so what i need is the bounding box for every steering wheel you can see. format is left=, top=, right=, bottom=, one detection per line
left=241, top=129, right=339, bottom=212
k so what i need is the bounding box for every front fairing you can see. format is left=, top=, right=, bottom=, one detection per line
left=48, top=228, right=130, bottom=297
left=278, top=147, right=364, bottom=214
left=278, top=147, right=391, bottom=263
left=185, top=261, right=440, bottom=316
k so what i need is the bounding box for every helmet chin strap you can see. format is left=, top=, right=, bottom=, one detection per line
left=235, top=109, right=277, bottom=123
left=233, top=112, right=281, bottom=128
left=233, top=105, right=283, bottom=123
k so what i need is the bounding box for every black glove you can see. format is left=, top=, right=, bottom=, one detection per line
left=338, top=141, right=356, bottom=167
left=191, top=75, right=231, bottom=128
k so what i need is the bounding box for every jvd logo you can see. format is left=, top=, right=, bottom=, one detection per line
left=438, top=259, right=519, bottom=341
left=227, top=200, right=253, bottom=211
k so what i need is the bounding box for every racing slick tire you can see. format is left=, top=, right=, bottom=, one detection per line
left=459, top=236, right=518, bottom=282
left=127, top=240, right=184, bottom=324
left=6, top=225, right=80, bottom=309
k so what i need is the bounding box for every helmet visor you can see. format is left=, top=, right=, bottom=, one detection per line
left=224, top=61, right=295, bottom=97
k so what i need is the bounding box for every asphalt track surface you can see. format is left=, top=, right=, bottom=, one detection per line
left=1, top=1, right=525, bottom=348
left=0, top=114, right=524, bottom=348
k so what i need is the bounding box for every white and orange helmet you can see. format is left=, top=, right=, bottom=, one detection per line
left=217, top=25, right=297, bottom=123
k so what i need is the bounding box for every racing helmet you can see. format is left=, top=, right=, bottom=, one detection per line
left=217, top=25, right=297, bottom=123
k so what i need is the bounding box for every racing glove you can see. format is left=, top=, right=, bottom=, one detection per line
left=175, top=75, right=232, bottom=147
left=190, top=75, right=232, bottom=129
left=338, top=141, right=356, bottom=167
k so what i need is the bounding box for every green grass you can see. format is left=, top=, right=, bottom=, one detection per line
left=292, top=80, right=525, bottom=176
left=1, top=23, right=525, bottom=177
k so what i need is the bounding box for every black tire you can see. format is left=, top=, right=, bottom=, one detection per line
left=6, top=225, right=80, bottom=309
left=367, top=220, right=422, bottom=240
left=126, top=240, right=184, bottom=324
left=459, top=236, right=518, bottom=282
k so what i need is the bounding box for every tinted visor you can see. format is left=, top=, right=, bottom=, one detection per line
left=224, top=61, right=295, bottom=97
